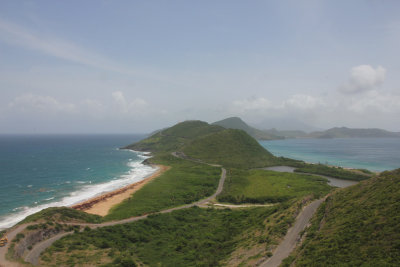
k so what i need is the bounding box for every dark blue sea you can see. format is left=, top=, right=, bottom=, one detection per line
left=0, top=134, right=155, bottom=230
left=260, top=138, right=400, bottom=172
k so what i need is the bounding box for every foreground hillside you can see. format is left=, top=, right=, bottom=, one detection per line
left=284, top=169, right=400, bottom=266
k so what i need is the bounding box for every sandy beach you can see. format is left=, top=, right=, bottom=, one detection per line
left=71, top=165, right=169, bottom=216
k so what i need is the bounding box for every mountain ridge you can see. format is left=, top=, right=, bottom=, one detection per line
left=212, top=117, right=284, bottom=140
left=307, top=126, right=400, bottom=138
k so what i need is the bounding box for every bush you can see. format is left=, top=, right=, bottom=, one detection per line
left=294, top=163, right=371, bottom=181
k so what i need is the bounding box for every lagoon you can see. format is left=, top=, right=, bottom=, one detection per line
left=260, top=138, right=400, bottom=172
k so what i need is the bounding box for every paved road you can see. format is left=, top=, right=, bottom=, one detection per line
left=19, top=153, right=226, bottom=266
left=259, top=199, right=324, bottom=267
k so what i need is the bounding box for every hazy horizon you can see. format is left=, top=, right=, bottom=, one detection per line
left=1, top=1, right=400, bottom=133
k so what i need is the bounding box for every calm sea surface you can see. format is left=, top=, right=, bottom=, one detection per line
left=260, top=138, right=400, bottom=172
left=0, top=134, right=154, bottom=230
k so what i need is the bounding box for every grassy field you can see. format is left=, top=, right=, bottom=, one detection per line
left=283, top=169, right=400, bottom=266
left=183, top=129, right=278, bottom=169
left=104, top=154, right=221, bottom=220
left=40, top=206, right=277, bottom=267
left=218, top=169, right=332, bottom=204
left=294, top=163, right=372, bottom=181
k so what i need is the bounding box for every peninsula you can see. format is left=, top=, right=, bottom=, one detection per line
left=1, top=120, right=398, bottom=267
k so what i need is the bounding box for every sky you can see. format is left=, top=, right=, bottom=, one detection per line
left=1, top=0, right=400, bottom=133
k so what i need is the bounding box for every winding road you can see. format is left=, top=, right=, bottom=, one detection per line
left=1, top=153, right=331, bottom=267
left=259, top=199, right=324, bottom=267
left=0, top=224, right=29, bottom=267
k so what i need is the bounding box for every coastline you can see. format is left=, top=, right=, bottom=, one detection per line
left=72, top=165, right=169, bottom=216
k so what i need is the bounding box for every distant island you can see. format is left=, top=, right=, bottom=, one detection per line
left=211, top=116, right=400, bottom=140
left=1, top=119, right=399, bottom=267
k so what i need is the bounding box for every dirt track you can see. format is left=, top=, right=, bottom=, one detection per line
left=0, top=224, right=29, bottom=267
left=259, top=199, right=324, bottom=267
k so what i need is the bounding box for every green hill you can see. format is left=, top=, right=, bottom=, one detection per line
left=213, top=117, right=283, bottom=140
left=124, top=120, right=224, bottom=152
left=124, top=119, right=281, bottom=169
left=284, top=169, right=400, bottom=266
left=183, top=128, right=277, bottom=168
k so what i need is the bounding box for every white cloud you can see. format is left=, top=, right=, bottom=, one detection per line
left=232, top=94, right=325, bottom=114
left=0, top=19, right=103, bottom=68
left=0, top=19, right=141, bottom=76
left=347, top=90, right=400, bottom=114
left=340, top=65, right=386, bottom=94
left=111, top=91, right=147, bottom=114
left=232, top=97, right=274, bottom=112
left=0, top=19, right=191, bottom=87
left=283, top=94, right=326, bottom=110
left=8, top=94, right=76, bottom=114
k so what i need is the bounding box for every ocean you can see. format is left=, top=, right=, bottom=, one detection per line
left=0, top=134, right=156, bottom=230
left=2, top=135, right=399, bottom=230
left=260, top=138, right=400, bottom=172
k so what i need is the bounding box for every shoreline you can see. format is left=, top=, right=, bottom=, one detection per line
left=72, top=164, right=169, bottom=216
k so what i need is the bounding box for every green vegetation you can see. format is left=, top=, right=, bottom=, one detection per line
left=105, top=154, right=220, bottom=220
left=218, top=169, right=332, bottom=204
left=284, top=169, right=400, bottom=266
left=16, top=118, right=393, bottom=266
left=25, top=222, right=78, bottom=232
left=124, top=120, right=291, bottom=170
left=183, top=129, right=277, bottom=169
left=124, top=120, right=224, bottom=152
left=20, top=207, right=102, bottom=224
left=213, top=117, right=283, bottom=140
left=41, top=207, right=276, bottom=267
left=294, top=163, right=372, bottom=181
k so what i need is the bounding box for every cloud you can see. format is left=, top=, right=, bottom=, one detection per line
left=7, top=91, right=150, bottom=117
left=111, top=91, right=148, bottom=114
left=283, top=94, right=326, bottom=110
left=0, top=19, right=194, bottom=88
left=0, top=19, right=139, bottom=75
left=232, top=94, right=325, bottom=114
left=347, top=90, right=400, bottom=114
left=8, top=94, right=76, bottom=114
left=232, top=97, right=274, bottom=112
left=340, top=65, right=386, bottom=94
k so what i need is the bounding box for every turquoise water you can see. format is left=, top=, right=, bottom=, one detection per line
left=260, top=138, right=400, bottom=172
left=0, top=134, right=154, bottom=230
